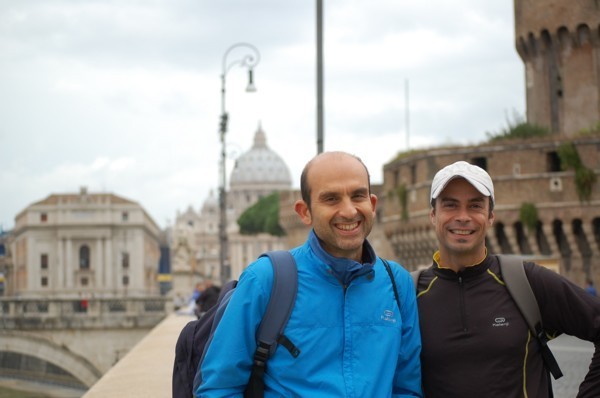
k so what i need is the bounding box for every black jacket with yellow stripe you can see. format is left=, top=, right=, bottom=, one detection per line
left=416, top=253, right=600, bottom=397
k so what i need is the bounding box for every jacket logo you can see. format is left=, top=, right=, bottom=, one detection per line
left=492, top=316, right=509, bottom=327
left=381, top=309, right=397, bottom=323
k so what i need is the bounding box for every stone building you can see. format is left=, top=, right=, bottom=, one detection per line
left=515, top=0, right=600, bottom=135
left=7, top=187, right=162, bottom=298
left=170, top=125, right=292, bottom=298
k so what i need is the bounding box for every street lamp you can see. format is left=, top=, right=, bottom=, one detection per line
left=218, top=43, right=260, bottom=285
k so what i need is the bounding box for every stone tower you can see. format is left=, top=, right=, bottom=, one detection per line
left=514, top=0, right=600, bottom=135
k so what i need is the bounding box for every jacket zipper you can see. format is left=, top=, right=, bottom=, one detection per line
left=458, top=276, right=468, bottom=332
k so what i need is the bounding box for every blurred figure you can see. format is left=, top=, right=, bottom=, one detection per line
left=586, top=279, right=597, bottom=296
left=195, top=280, right=221, bottom=317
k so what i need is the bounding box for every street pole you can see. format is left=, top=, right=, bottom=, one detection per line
left=316, top=0, right=324, bottom=154
left=218, top=43, right=260, bottom=285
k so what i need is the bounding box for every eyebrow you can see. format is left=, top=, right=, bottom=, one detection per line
left=440, top=196, right=485, bottom=203
left=317, top=187, right=369, bottom=201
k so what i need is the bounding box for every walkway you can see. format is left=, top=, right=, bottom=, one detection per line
left=83, top=313, right=194, bottom=398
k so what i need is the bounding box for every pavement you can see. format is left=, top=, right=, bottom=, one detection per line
left=549, top=334, right=595, bottom=398
left=82, top=313, right=195, bottom=398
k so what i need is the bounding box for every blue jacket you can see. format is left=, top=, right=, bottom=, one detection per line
left=196, top=231, right=422, bottom=397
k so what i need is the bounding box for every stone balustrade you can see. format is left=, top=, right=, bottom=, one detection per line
left=0, top=296, right=168, bottom=329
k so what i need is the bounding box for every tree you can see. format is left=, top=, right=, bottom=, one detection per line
left=237, top=192, right=286, bottom=236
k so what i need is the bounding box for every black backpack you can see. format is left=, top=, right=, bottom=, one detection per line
left=172, top=250, right=298, bottom=398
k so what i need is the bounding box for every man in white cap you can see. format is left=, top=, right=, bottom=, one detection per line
left=415, top=160, right=600, bottom=397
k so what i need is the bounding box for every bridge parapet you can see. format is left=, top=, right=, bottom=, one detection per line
left=0, top=296, right=168, bottom=329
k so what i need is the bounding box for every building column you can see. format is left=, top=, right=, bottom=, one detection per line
left=27, top=236, right=36, bottom=290
left=66, top=238, right=73, bottom=289
left=542, top=223, right=560, bottom=256
left=96, top=238, right=104, bottom=289
left=56, top=239, right=64, bottom=289
left=105, top=238, right=113, bottom=293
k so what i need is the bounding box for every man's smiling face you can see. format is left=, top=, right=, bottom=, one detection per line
left=294, top=152, right=377, bottom=262
left=430, top=177, right=494, bottom=267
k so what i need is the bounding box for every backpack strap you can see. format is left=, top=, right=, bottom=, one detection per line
left=246, top=250, right=298, bottom=398
left=411, top=268, right=424, bottom=292
left=381, top=258, right=402, bottom=310
left=498, top=255, right=563, bottom=381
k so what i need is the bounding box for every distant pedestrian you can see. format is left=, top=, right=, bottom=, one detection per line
left=586, top=280, right=597, bottom=296
left=190, top=282, right=204, bottom=303
left=195, top=280, right=220, bottom=316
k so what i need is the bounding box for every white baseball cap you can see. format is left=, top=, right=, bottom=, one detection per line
left=430, top=161, right=495, bottom=205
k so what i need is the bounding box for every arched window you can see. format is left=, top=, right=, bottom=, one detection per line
left=494, top=223, right=513, bottom=254
left=536, top=221, right=552, bottom=256
left=553, top=219, right=572, bottom=271
left=122, top=252, right=130, bottom=268
left=79, top=245, right=90, bottom=269
left=514, top=222, right=532, bottom=255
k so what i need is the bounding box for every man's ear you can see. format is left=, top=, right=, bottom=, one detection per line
left=294, top=200, right=312, bottom=226
left=370, top=194, right=378, bottom=213
left=429, top=206, right=436, bottom=226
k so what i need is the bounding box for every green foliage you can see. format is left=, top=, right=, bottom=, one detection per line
left=486, top=122, right=550, bottom=142
left=519, top=202, right=538, bottom=232
left=396, top=184, right=409, bottom=221
left=575, top=167, right=597, bottom=202
left=237, top=192, right=286, bottom=236
left=557, top=142, right=581, bottom=170
left=486, top=111, right=550, bottom=142
left=392, top=149, right=423, bottom=162
left=576, top=121, right=600, bottom=136
left=557, top=142, right=597, bottom=202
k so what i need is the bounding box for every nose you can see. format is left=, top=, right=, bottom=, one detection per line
left=338, top=197, right=358, bottom=219
left=454, top=205, right=471, bottom=222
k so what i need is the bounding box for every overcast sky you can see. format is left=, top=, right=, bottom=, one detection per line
left=0, top=0, right=525, bottom=230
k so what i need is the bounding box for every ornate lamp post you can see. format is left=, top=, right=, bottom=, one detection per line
left=218, top=43, right=260, bottom=285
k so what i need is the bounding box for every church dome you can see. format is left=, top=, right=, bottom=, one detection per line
left=229, top=125, right=292, bottom=188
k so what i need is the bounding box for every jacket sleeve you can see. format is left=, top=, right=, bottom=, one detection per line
left=194, top=260, right=273, bottom=398
left=525, top=262, right=600, bottom=398
left=392, top=264, right=423, bottom=397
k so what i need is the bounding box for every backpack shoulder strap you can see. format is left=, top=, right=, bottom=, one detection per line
left=256, top=250, right=298, bottom=355
left=498, top=255, right=541, bottom=334
left=246, top=250, right=299, bottom=398
left=380, top=258, right=402, bottom=310
left=498, top=254, right=563, bottom=380
left=411, top=268, right=424, bottom=292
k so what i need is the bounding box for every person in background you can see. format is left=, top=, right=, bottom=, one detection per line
left=416, top=160, right=600, bottom=397
left=195, top=280, right=221, bottom=316
left=196, top=151, right=422, bottom=397
left=190, top=281, right=204, bottom=303
left=586, top=279, right=597, bottom=296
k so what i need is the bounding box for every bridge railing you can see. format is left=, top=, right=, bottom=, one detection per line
left=0, top=296, right=169, bottom=329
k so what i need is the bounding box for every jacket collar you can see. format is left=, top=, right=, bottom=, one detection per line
left=432, top=250, right=493, bottom=280
left=308, top=229, right=375, bottom=285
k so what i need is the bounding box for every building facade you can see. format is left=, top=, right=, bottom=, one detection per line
left=8, top=187, right=162, bottom=298
left=515, top=0, right=600, bottom=135
left=170, top=125, right=292, bottom=298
